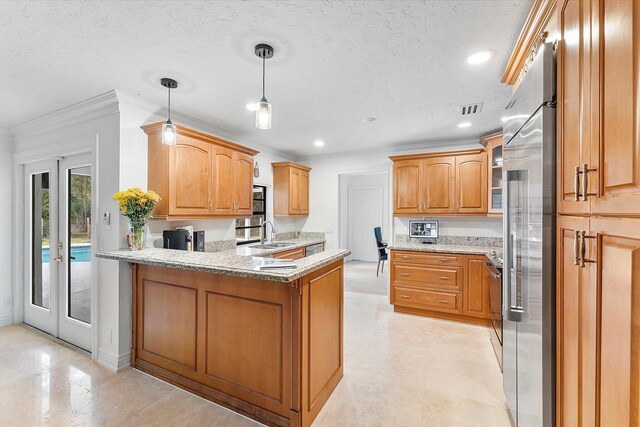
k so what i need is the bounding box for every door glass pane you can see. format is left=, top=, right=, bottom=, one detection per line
left=67, top=167, right=91, bottom=324
left=32, top=173, right=50, bottom=309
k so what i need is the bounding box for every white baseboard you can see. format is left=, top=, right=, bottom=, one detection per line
left=0, top=313, right=14, bottom=327
left=97, top=349, right=131, bottom=372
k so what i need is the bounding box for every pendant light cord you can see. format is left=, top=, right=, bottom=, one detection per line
left=262, top=56, right=266, bottom=99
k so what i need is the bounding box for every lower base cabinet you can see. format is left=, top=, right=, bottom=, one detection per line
left=557, top=215, right=640, bottom=426
left=390, top=250, right=491, bottom=325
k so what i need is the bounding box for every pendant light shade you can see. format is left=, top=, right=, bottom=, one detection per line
left=160, top=78, right=178, bottom=145
left=256, top=97, right=272, bottom=130
left=255, top=44, right=274, bottom=130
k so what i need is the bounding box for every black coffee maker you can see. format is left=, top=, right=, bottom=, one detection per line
left=162, top=229, right=191, bottom=250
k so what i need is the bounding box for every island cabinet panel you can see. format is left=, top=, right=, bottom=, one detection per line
left=131, top=259, right=344, bottom=427
left=143, top=122, right=258, bottom=220
left=272, top=162, right=312, bottom=217
left=301, top=263, right=344, bottom=424
left=390, top=149, right=488, bottom=216
left=390, top=250, right=490, bottom=325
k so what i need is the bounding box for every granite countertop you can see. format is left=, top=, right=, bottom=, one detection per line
left=388, top=242, right=501, bottom=256
left=96, top=242, right=348, bottom=283
left=232, top=238, right=325, bottom=257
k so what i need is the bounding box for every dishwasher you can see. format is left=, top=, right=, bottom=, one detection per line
left=304, top=243, right=324, bottom=257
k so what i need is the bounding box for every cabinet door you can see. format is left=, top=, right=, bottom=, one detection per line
left=463, top=255, right=490, bottom=319
left=234, top=152, right=254, bottom=216
left=590, top=217, right=640, bottom=426
left=212, top=146, right=235, bottom=215
left=557, top=0, right=592, bottom=214
left=556, top=216, right=595, bottom=427
left=299, top=169, right=310, bottom=215
left=486, top=137, right=503, bottom=215
left=168, top=136, right=212, bottom=216
left=455, top=153, right=487, bottom=213
left=289, top=168, right=301, bottom=214
left=393, top=159, right=422, bottom=214
left=423, top=157, right=455, bottom=214
left=589, top=0, right=640, bottom=215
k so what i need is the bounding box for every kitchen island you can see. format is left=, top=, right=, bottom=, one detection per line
left=97, top=246, right=350, bottom=427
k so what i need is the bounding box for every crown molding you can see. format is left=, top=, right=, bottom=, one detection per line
left=115, top=90, right=294, bottom=160
left=10, top=91, right=120, bottom=141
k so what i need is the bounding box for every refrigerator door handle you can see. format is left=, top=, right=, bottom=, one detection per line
left=505, top=169, right=525, bottom=322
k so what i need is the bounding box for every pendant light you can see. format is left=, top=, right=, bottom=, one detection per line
left=254, top=44, right=274, bottom=129
left=160, top=78, right=178, bottom=145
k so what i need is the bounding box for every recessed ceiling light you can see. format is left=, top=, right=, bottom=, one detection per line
left=457, top=122, right=472, bottom=128
left=314, top=140, right=325, bottom=147
left=364, top=117, right=376, bottom=122
left=467, top=50, right=493, bottom=65
left=246, top=103, right=258, bottom=111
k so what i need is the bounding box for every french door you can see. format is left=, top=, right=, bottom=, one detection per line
left=24, top=153, right=93, bottom=351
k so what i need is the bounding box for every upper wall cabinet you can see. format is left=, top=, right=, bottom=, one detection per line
left=558, top=0, right=640, bottom=216
left=390, top=149, right=487, bottom=216
left=272, top=162, right=311, bottom=216
left=143, top=123, right=258, bottom=220
left=480, top=132, right=504, bottom=215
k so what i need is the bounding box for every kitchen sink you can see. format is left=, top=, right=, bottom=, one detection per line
left=251, top=242, right=296, bottom=249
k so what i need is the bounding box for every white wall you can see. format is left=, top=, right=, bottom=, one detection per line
left=301, top=140, right=502, bottom=250
left=0, top=129, right=14, bottom=327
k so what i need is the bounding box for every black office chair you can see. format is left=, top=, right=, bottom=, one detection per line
left=374, top=227, right=387, bottom=277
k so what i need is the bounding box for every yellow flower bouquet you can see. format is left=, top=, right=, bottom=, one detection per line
left=113, top=188, right=161, bottom=250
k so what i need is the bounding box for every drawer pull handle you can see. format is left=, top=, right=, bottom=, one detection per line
left=400, top=273, right=411, bottom=277
left=439, top=300, right=449, bottom=304
left=439, top=258, right=451, bottom=262
left=439, top=276, right=450, bottom=281
left=400, top=295, right=411, bottom=299
left=400, top=255, right=410, bottom=259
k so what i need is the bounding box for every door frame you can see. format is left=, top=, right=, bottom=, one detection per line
left=347, top=185, right=384, bottom=262
left=13, top=134, right=99, bottom=357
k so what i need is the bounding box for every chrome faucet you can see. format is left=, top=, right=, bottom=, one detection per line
left=261, top=220, right=276, bottom=244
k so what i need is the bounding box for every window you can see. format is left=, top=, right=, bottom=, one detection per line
left=235, top=185, right=266, bottom=245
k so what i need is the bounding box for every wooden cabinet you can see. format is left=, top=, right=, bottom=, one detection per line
left=390, top=149, right=487, bottom=216
left=558, top=0, right=640, bottom=217
left=557, top=215, right=640, bottom=427
left=480, top=132, right=504, bottom=215
left=272, top=247, right=306, bottom=260
left=272, top=162, right=311, bottom=216
left=143, top=123, right=258, bottom=220
left=390, top=250, right=491, bottom=325
left=455, top=153, right=487, bottom=214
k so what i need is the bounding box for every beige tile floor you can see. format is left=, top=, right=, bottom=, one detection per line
left=0, top=260, right=509, bottom=427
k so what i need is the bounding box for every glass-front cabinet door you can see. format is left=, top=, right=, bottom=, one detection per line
left=482, top=132, right=504, bottom=215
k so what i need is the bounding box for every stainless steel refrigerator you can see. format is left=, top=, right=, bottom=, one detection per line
left=502, top=42, right=556, bottom=427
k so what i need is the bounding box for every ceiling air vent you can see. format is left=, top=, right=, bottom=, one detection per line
left=460, top=102, right=483, bottom=116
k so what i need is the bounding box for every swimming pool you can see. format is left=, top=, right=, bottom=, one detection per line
left=42, top=245, right=92, bottom=263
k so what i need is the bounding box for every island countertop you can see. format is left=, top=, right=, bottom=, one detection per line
left=96, top=245, right=350, bottom=283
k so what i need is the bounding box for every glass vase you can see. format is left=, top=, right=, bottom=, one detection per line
left=128, top=219, right=147, bottom=251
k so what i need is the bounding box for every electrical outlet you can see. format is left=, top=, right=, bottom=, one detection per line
left=107, top=329, right=112, bottom=343
left=4, top=296, right=12, bottom=307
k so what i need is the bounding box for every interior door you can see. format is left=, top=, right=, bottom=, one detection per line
left=347, top=186, right=383, bottom=262
left=23, top=153, right=94, bottom=352
left=24, top=160, right=59, bottom=337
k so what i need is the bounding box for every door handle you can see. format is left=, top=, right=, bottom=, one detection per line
left=573, top=230, right=580, bottom=265
left=574, top=166, right=582, bottom=201
left=578, top=230, right=596, bottom=268
left=581, top=164, right=597, bottom=201
left=399, top=294, right=411, bottom=299
left=400, top=273, right=411, bottom=277
left=439, top=276, right=450, bottom=281
left=54, top=255, right=63, bottom=263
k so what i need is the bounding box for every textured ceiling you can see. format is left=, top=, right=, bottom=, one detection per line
left=1, top=1, right=532, bottom=157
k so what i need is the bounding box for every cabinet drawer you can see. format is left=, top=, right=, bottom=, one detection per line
left=392, top=286, right=462, bottom=314
left=272, top=247, right=306, bottom=260
left=391, top=251, right=462, bottom=266
left=392, top=264, right=462, bottom=291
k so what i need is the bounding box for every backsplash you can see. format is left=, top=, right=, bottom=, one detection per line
left=205, top=239, right=237, bottom=253
left=394, top=234, right=502, bottom=247
left=275, top=231, right=326, bottom=240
